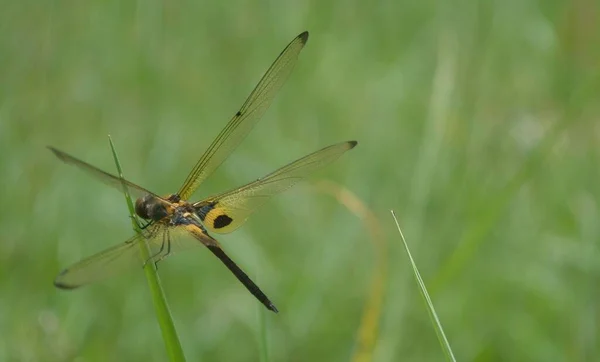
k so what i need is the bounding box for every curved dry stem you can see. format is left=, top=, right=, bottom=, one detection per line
left=314, top=180, right=387, bottom=362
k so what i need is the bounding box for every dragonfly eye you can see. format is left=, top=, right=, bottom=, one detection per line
left=135, top=195, right=169, bottom=221
left=150, top=202, right=168, bottom=220
left=135, top=197, right=150, bottom=219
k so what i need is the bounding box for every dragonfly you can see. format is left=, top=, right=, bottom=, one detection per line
left=49, top=31, right=357, bottom=313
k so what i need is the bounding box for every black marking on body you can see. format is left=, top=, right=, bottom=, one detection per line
left=171, top=211, right=191, bottom=226
left=196, top=201, right=217, bottom=221
left=213, top=214, right=233, bottom=229
left=168, top=194, right=181, bottom=203
left=235, top=111, right=242, bottom=117
left=205, top=244, right=278, bottom=313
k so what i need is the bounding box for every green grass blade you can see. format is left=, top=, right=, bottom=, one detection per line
left=108, top=135, right=186, bottom=362
left=391, top=210, right=456, bottom=362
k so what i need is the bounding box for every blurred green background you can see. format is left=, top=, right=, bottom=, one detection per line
left=1, top=0, right=599, bottom=361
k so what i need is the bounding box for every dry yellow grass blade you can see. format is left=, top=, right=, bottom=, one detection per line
left=314, top=180, right=387, bottom=362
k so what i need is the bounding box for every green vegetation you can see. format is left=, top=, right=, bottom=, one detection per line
left=109, top=136, right=185, bottom=361
left=1, top=0, right=599, bottom=361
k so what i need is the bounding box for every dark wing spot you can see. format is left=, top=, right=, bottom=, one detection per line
left=235, top=111, right=242, bottom=117
left=213, top=214, right=233, bottom=229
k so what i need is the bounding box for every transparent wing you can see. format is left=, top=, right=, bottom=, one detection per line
left=48, top=146, right=165, bottom=201
left=194, top=140, right=357, bottom=234
left=55, top=218, right=277, bottom=311
left=53, top=223, right=231, bottom=289
left=176, top=31, right=309, bottom=201
left=54, top=225, right=169, bottom=289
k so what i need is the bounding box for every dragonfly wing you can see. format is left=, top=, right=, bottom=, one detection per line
left=194, top=140, right=357, bottom=234
left=56, top=217, right=277, bottom=311
left=54, top=225, right=165, bottom=289
left=176, top=32, right=309, bottom=201
left=48, top=146, right=165, bottom=201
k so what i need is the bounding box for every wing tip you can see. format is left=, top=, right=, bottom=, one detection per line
left=47, top=145, right=59, bottom=155
left=298, top=31, right=309, bottom=45
left=54, top=282, right=77, bottom=290
left=54, top=281, right=78, bottom=290
left=47, top=145, right=67, bottom=161
left=54, top=269, right=79, bottom=290
left=348, top=140, right=358, bottom=149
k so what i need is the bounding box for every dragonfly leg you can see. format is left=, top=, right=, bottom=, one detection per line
left=142, top=230, right=167, bottom=268
left=130, top=215, right=141, bottom=228
left=153, top=233, right=172, bottom=269
left=130, top=215, right=152, bottom=230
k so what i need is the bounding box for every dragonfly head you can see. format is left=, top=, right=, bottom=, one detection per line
left=135, top=194, right=169, bottom=221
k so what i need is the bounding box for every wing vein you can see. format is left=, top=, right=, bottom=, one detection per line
left=176, top=32, right=309, bottom=200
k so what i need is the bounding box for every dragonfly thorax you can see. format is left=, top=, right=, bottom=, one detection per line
left=135, top=194, right=169, bottom=221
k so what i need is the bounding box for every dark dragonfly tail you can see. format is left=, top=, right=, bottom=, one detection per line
left=206, top=244, right=278, bottom=313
